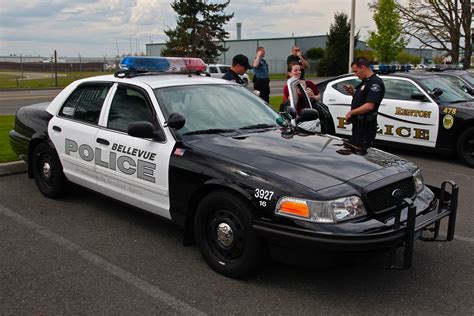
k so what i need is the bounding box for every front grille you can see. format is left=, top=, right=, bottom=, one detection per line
left=365, top=177, right=416, bottom=214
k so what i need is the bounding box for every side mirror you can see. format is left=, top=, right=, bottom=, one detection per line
left=285, top=106, right=297, bottom=119
left=128, top=121, right=164, bottom=140
left=461, top=85, right=474, bottom=95
left=411, top=92, right=427, bottom=101
left=296, top=108, right=319, bottom=124
left=431, top=88, right=443, bottom=97
left=166, top=112, right=186, bottom=130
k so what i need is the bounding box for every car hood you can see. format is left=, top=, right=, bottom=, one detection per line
left=186, top=130, right=415, bottom=191
left=446, top=100, right=474, bottom=110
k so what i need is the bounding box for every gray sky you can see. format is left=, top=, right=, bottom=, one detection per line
left=1, top=0, right=382, bottom=57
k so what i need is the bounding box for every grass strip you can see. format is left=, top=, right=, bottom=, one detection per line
left=0, top=115, right=19, bottom=163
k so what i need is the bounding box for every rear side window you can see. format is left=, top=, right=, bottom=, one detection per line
left=208, top=66, right=218, bottom=74
left=59, top=84, right=111, bottom=124
left=107, top=86, right=156, bottom=132
left=219, top=66, right=230, bottom=73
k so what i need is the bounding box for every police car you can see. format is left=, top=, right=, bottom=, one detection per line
left=9, top=57, right=458, bottom=278
left=317, top=72, right=474, bottom=167
left=435, top=71, right=474, bottom=96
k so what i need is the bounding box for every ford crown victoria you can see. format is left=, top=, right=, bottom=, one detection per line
left=9, top=57, right=458, bottom=277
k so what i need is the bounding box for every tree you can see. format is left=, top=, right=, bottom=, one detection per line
left=355, top=49, right=375, bottom=62
left=367, top=0, right=407, bottom=63
left=317, top=12, right=357, bottom=76
left=161, top=0, right=233, bottom=63
left=306, top=47, right=325, bottom=60
left=396, top=0, right=472, bottom=69
left=396, top=51, right=421, bottom=64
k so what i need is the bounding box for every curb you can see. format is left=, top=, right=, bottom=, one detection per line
left=0, top=160, right=27, bottom=176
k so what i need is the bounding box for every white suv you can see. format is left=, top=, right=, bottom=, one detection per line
left=206, top=63, right=249, bottom=86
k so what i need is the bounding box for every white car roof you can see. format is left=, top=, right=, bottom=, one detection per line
left=79, top=73, right=233, bottom=88
left=45, top=73, right=235, bottom=115
left=207, top=64, right=230, bottom=67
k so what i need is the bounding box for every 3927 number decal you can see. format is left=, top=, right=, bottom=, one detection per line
left=254, top=188, right=274, bottom=200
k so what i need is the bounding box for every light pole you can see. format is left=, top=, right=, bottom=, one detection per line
left=348, top=0, right=356, bottom=73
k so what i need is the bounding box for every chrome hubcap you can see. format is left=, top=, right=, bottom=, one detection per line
left=42, top=162, right=51, bottom=179
left=216, top=223, right=233, bottom=247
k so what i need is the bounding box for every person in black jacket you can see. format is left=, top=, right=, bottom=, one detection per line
left=222, top=54, right=251, bottom=85
left=344, top=57, right=385, bottom=150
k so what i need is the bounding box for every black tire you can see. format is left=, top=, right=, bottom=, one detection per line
left=456, top=127, right=474, bottom=168
left=194, top=191, right=264, bottom=278
left=32, top=143, right=68, bottom=198
left=243, top=78, right=249, bottom=87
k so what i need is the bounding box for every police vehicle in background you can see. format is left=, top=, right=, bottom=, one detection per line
left=317, top=72, right=474, bottom=167
left=206, top=63, right=249, bottom=86
left=434, top=71, right=474, bottom=96
left=9, top=56, right=458, bottom=278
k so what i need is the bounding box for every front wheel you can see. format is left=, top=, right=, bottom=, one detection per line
left=32, top=143, right=68, bottom=198
left=194, top=191, right=265, bottom=278
left=456, top=127, right=474, bottom=168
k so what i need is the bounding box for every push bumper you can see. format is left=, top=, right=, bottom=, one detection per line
left=253, top=181, right=458, bottom=269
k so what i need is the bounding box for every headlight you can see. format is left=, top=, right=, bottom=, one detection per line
left=275, top=196, right=366, bottom=223
left=412, top=169, right=425, bottom=193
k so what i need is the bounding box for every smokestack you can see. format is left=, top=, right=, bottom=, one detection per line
left=236, top=23, right=242, bottom=40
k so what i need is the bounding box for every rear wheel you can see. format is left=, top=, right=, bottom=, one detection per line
left=32, top=143, right=68, bottom=198
left=194, top=191, right=264, bottom=278
left=456, top=127, right=474, bottom=168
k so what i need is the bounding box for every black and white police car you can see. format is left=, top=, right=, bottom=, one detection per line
left=10, top=57, right=458, bottom=278
left=434, top=70, right=474, bottom=96
left=317, top=72, right=474, bottom=167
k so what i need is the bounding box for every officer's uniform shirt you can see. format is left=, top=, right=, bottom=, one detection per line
left=350, top=74, right=385, bottom=147
left=222, top=69, right=245, bottom=85
left=351, top=74, right=385, bottom=112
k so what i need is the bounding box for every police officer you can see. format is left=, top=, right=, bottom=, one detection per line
left=252, top=47, right=270, bottom=102
left=344, top=57, right=385, bottom=151
left=222, top=54, right=251, bottom=85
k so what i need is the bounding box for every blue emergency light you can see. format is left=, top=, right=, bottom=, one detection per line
left=119, top=56, right=207, bottom=73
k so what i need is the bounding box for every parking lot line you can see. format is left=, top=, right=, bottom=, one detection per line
left=0, top=205, right=206, bottom=316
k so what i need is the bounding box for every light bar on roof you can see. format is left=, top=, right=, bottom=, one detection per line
left=119, top=56, right=207, bottom=73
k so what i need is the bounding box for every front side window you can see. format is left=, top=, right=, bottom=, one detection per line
left=383, top=79, right=423, bottom=101
left=59, top=84, right=111, bottom=124
left=155, top=84, right=279, bottom=135
left=107, top=86, right=155, bottom=132
left=461, top=74, right=474, bottom=86
left=440, top=75, right=466, bottom=90
left=208, top=67, right=218, bottom=74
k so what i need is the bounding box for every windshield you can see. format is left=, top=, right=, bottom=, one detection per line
left=461, top=73, right=474, bottom=86
left=418, top=77, right=473, bottom=103
left=154, top=84, right=280, bottom=135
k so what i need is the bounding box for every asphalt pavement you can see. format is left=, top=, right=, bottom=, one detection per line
left=1, top=86, right=473, bottom=314
left=1, top=148, right=473, bottom=314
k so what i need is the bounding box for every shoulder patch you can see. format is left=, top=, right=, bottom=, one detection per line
left=370, top=84, right=381, bottom=92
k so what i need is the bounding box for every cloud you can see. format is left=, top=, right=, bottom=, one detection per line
left=0, top=0, right=377, bottom=57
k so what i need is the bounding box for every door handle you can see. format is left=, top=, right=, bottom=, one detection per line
left=52, top=125, right=61, bottom=132
left=329, top=99, right=336, bottom=101
left=96, top=138, right=110, bottom=145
